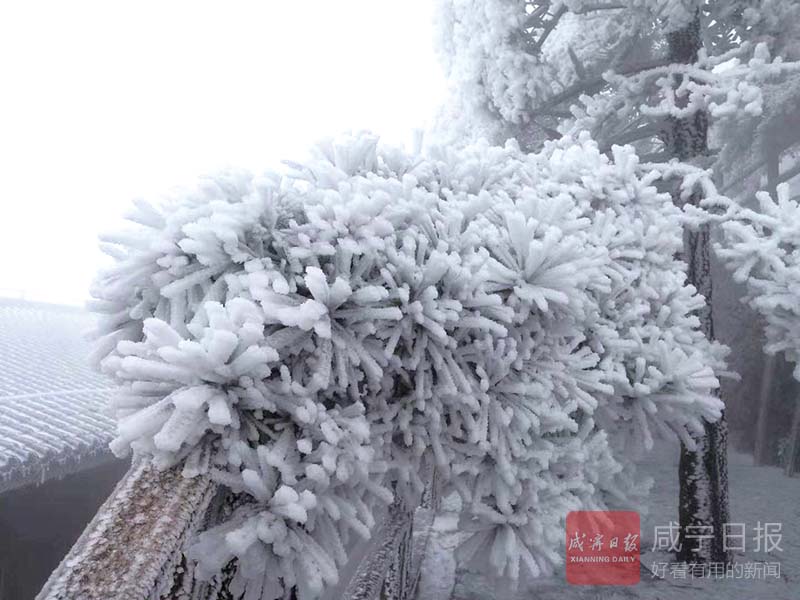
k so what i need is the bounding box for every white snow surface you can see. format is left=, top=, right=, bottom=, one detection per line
left=0, top=298, right=116, bottom=493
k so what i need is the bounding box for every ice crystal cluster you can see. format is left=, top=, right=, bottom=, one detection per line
left=718, top=184, right=800, bottom=380
left=91, top=133, right=724, bottom=598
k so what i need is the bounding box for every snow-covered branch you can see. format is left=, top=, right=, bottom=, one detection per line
left=92, top=133, right=725, bottom=598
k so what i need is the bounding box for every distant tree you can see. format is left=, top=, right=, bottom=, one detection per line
left=434, top=0, right=800, bottom=563
left=717, top=183, right=800, bottom=477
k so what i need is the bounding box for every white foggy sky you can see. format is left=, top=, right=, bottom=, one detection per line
left=0, top=1, right=445, bottom=306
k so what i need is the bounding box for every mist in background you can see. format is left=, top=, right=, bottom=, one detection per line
left=0, top=0, right=444, bottom=305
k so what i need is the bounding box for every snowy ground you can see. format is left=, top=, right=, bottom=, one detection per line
left=417, top=442, right=800, bottom=600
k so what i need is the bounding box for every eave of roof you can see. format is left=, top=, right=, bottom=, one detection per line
left=0, top=298, right=117, bottom=493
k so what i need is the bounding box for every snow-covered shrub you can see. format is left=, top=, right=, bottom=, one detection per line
left=717, top=183, right=800, bottom=380
left=91, top=132, right=725, bottom=598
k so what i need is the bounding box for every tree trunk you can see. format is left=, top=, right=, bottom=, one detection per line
left=754, top=151, right=781, bottom=465
left=676, top=224, right=730, bottom=565
left=667, top=13, right=731, bottom=565
left=754, top=354, right=777, bottom=465
left=785, top=398, right=800, bottom=477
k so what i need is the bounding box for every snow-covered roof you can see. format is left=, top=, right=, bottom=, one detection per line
left=0, top=298, right=116, bottom=493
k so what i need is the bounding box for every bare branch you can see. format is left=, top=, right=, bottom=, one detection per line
left=574, top=3, right=626, bottom=14
left=536, top=58, right=672, bottom=111
left=522, top=3, right=625, bottom=57
left=568, top=46, right=588, bottom=80
left=522, top=3, right=552, bottom=30
left=601, top=120, right=667, bottom=151
left=638, top=151, right=670, bottom=163
left=524, top=6, right=568, bottom=55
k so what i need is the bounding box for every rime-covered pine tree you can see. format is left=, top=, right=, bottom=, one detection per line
left=91, top=133, right=727, bottom=598
left=434, top=0, right=800, bottom=563
left=717, top=183, right=800, bottom=476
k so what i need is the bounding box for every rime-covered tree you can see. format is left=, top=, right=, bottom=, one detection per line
left=434, top=0, right=800, bottom=563
left=91, top=133, right=727, bottom=598
left=710, top=9, right=800, bottom=468
left=717, top=183, right=800, bottom=476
